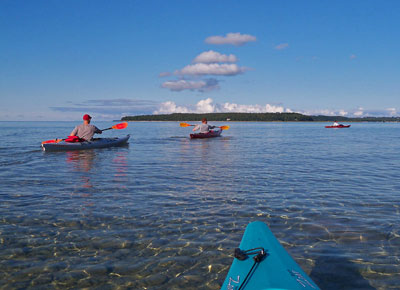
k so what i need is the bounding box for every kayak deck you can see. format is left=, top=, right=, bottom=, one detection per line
left=190, top=129, right=222, bottom=139
left=221, top=221, right=319, bottom=290
left=41, top=135, right=130, bottom=151
left=325, top=125, right=351, bottom=128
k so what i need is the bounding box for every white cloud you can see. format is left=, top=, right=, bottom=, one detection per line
left=387, top=108, right=397, bottom=116
left=153, top=101, right=191, bottom=114
left=196, top=98, right=216, bottom=113
left=300, top=108, right=349, bottom=116
left=205, top=32, right=257, bottom=46
left=275, top=43, right=289, bottom=50
left=353, top=108, right=363, bottom=116
left=176, top=63, right=245, bottom=76
left=193, top=50, right=237, bottom=63
left=299, top=107, right=399, bottom=118
left=161, top=78, right=219, bottom=92
left=351, top=107, right=398, bottom=117
left=159, top=35, right=251, bottom=90
left=220, top=102, right=291, bottom=113
left=154, top=98, right=215, bottom=114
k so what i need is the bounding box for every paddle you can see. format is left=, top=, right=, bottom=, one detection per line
left=41, top=122, right=128, bottom=144
left=180, top=122, right=230, bottom=130
left=101, top=122, right=128, bottom=131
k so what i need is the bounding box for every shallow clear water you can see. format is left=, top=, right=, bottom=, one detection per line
left=0, top=121, right=399, bottom=289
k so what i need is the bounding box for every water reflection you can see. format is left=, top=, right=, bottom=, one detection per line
left=65, top=151, right=97, bottom=191
left=66, top=150, right=97, bottom=173
left=64, top=149, right=130, bottom=191
left=112, top=151, right=129, bottom=188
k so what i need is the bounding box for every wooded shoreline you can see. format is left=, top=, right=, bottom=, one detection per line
left=121, top=113, right=400, bottom=122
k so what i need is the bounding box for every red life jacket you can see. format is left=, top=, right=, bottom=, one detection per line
left=64, top=136, right=85, bottom=143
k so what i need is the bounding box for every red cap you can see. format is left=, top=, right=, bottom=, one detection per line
left=83, top=114, right=92, bottom=120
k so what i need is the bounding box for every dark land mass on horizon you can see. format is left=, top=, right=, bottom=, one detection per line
left=121, top=112, right=400, bottom=122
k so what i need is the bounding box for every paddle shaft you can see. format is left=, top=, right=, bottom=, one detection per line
left=181, top=123, right=229, bottom=130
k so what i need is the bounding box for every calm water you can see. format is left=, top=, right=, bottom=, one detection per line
left=0, top=121, right=399, bottom=289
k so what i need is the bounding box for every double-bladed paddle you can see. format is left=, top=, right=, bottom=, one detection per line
left=180, top=122, right=230, bottom=130
left=41, top=122, right=128, bottom=144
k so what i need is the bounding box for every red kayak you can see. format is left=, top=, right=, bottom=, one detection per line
left=325, top=125, right=351, bottom=128
left=190, top=129, right=222, bottom=139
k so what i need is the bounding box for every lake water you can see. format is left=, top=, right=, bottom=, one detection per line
left=0, top=121, right=399, bottom=289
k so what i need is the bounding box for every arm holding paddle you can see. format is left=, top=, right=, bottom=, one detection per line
left=70, top=125, right=102, bottom=137
left=192, top=124, right=200, bottom=132
left=180, top=122, right=229, bottom=131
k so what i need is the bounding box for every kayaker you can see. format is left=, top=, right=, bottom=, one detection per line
left=333, top=120, right=339, bottom=126
left=193, top=118, right=216, bottom=133
left=70, top=114, right=102, bottom=141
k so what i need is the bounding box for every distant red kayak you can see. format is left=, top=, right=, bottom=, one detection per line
left=190, top=129, right=222, bottom=139
left=325, top=125, right=351, bottom=128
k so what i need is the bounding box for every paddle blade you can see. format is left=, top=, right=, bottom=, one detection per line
left=180, top=123, right=191, bottom=127
left=42, top=139, right=56, bottom=144
left=112, top=122, right=128, bottom=130
left=220, top=125, right=230, bottom=130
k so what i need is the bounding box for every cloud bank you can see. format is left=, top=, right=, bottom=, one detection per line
left=154, top=99, right=398, bottom=118
left=51, top=99, right=159, bottom=119
left=299, top=107, right=398, bottom=118
left=176, top=63, right=245, bottom=76
left=50, top=98, right=398, bottom=120
left=154, top=98, right=292, bottom=115
left=205, top=32, right=257, bottom=46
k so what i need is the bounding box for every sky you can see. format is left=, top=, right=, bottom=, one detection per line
left=1, top=0, right=400, bottom=120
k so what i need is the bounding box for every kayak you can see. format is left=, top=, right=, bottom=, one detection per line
left=325, top=125, right=351, bottom=128
left=42, top=135, right=130, bottom=152
left=221, top=221, right=319, bottom=290
left=190, top=129, right=222, bottom=139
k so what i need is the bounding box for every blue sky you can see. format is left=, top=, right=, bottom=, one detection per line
left=1, top=0, right=399, bottom=120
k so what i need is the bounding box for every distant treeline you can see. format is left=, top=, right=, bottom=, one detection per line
left=121, top=113, right=400, bottom=122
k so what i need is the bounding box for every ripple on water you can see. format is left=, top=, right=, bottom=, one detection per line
left=0, top=122, right=400, bottom=289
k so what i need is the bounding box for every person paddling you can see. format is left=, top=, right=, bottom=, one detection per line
left=70, top=114, right=102, bottom=141
left=193, top=118, right=216, bottom=133
left=333, top=120, right=340, bottom=126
